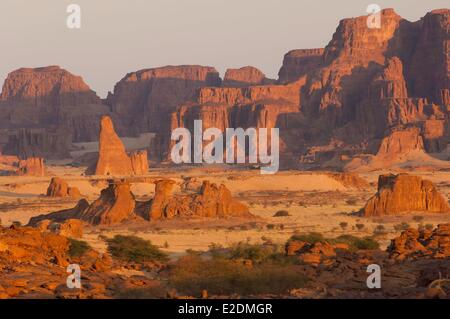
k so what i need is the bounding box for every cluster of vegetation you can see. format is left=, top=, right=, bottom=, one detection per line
left=168, top=255, right=307, bottom=296
left=289, top=232, right=379, bottom=251
left=106, top=235, right=168, bottom=263
left=68, top=238, right=91, bottom=258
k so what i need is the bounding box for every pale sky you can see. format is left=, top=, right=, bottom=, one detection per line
left=0, top=0, right=447, bottom=97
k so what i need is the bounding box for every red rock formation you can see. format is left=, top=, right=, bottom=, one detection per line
left=278, top=49, right=324, bottom=84
left=3, top=128, right=72, bottom=159
left=80, top=181, right=136, bottom=225
left=130, top=150, right=149, bottom=175
left=223, top=66, right=274, bottom=87
left=0, top=66, right=110, bottom=158
left=0, top=66, right=100, bottom=107
left=388, top=224, right=450, bottom=260
left=17, top=157, right=45, bottom=177
left=361, top=174, right=449, bottom=216
left=375, top=127, right=425, bottom=160
left=30, top=180, right=137, bottom=226
left=146, top=179, right=176, bottom=220
left=46, top=177, right=81, bottom=198
left=142, top=180, right=252, bottom=220
left=106, top=65, right=221, bottom=134
left=408, top=10, right=449, bottom=106
left=93, top=116, right=149, bottom=176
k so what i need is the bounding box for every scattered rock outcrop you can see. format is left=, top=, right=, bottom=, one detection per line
left=31, top=179, right=252, bottom=225
left=30, top=180, right=137, bottom=226
left=46, top=177, right=81, bottom=198
left=143, top=180, right=251, bottom=220
left=361, top=174, right=449, bottom=216
left=388, top=224, right=450, bottom=260
left=17, top=157, right=46, bottom=177
left=36, top=219, right=84, bottom=238
left=286, top=240, right=340, bottom=266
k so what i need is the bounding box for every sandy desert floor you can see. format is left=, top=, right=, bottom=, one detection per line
left=1, top=164, right=450, bottom=258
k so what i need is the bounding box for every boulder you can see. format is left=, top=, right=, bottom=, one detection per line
left=46, top=177, right=81, bottom=198
left=361, top=174, right=449, bottom=216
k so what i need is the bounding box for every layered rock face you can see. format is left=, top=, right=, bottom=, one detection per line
left=46, top=177, right=81, bottom=198
left=1, top=9, right=447, bottom=167
left=388, top=224, right=450, bottom=260
left=0, top=66, right=100, bottom=107
left=163, top=78, right=304, bottom=160
left=0, top=66, right=110, bottom=158
left=292, top=9, right=449, bottom=169
left=223, top=66, right=274, bottom=87
left=374, top=127, right=425, bottom=160
left=93, top=116, right=148, bottom=176
left=278, top=49, right=324, bottom=84
left=106, top=65, right=221, bottom=134
left=361, top=174, right=449, bottom=216
left=17, top=157, right=46, bottom=177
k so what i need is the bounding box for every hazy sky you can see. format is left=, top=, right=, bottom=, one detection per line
left=0, top=0, right=447, bottom=97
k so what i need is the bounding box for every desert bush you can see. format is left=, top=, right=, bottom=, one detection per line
left=355, top=223, right=365, bottom=231
left=11, top=221, right=22, bottom=227
left=168, top=255, right=307, bottom=296
left=288, top=232, right=379, bottom=251
left=107, top=235, right=168, bottom=263
left=68, top=238, right=90, bottom=258
left=339, top=222, right=349, bottom=229
left=273, top=210, right=290, bottom=217
left=332, top=235, right=379, bottom=251
left=345, top=198, right=358, bottom=205
left=394, top=222, right=410, bottom=231
left=373, top=225, right=387, bottom=235
left=424, top=223, right=434, bottom=230
left=289, top=232, right=325, bottom=244
left=413, top=215, right=424, bottom=222
left=266, top=224, right=276, bottom=230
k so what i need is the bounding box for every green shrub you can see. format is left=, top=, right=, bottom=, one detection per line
left=332, top=235, right=379, bottom=251
left=68, top=238, right=90, bottom=258
left=394, top=222, right=410, bottom=231
left=339, top=222, right=349, bottom=229
left=168, top=255, right=307, bottom=296
left=289, top=232, right=325, bottom=244
left=107, top=235, right=168, bottom=263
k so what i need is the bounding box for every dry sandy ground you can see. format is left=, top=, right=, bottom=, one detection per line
left=1, top=165, right=450, bottom=257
